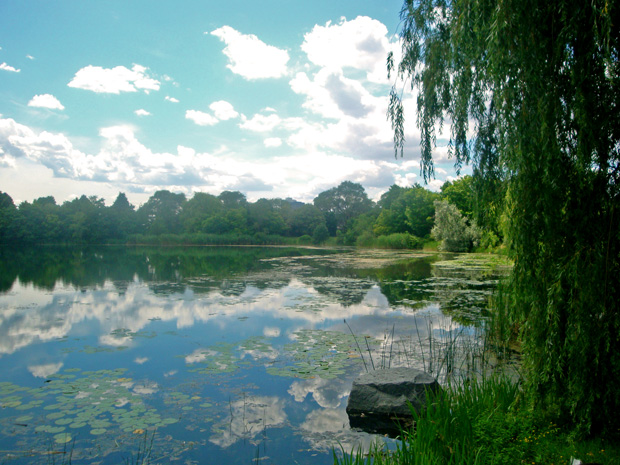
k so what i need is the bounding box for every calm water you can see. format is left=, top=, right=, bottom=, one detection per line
left=0, top=246, right=505, bottom=464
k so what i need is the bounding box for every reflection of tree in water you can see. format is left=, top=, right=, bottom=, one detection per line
left=373, top=257, right=435, bottom=309
left=0, top=246, right=338, bottom=294
left=429, top=265, right=507, bottom=325
left=304, top=276, right=375, bottom=307
left=370, top=255, right=509, bottom=326
left=0, top=246, right=147, bottom=292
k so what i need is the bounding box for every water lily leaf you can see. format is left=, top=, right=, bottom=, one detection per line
left=54, top=433, right=72, bottom=444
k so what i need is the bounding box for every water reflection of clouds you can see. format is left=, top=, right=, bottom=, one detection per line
left=0, top=277, right=404, bottom=356
left=209, top=395, right=287, bottom=448
left=288, top=377, right=350, bottom=409
left=28, top=362, right=63, bottom=378
left=299, top=408, right=379, bottom=454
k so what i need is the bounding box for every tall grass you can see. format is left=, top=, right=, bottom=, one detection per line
left=335, top=376, right=519, bottom=465
left=335, top=374, right=618, bottom=465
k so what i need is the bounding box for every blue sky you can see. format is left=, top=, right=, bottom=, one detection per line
left=0, top=0, right=461, bottom=207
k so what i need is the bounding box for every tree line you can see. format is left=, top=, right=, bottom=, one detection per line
left=0, top=177, right=494, bottom=250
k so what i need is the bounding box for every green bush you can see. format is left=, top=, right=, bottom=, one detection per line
left=374, top=233, right=422, bottom=249
left=298, top=235, right=312, bottom=245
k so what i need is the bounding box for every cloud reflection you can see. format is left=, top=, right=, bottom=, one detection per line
left=209, top=395, right=287, bottom=448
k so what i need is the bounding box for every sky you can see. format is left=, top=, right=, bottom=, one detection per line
left=0, top=0, right=463, bottom=207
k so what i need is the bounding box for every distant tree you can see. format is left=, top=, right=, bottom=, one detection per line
left=403, top=185, right=440, bottom=238
left=343, top=211, right=379, bottom=246
left=107, top=193, right=138, bottom=240
left=0, top=192, right=18, bottom=243
left=312, top=223, right=329, bottom=245
left=180, top=192, right=222, bottom=233
left=203, top=208, right=248, bottom=235
left=247, top=199, right=287, bottom=236
left=431, top=200, right=480, bottom=252
left=441, top=176, right=474, bottom=219
left=373, top=208, right=407, bottom=236
left=219, top=191, right=247, bottom=209
left=377, top=184, right=406, bottom=210
left=17, top=196, right=64, bottom=244
left=289, top=204, right=325, bottom=237
left=313, top=181, right=373, bottom=233
left=137, top=190, right=186, bottom=235
left=61, top=195, right=107, bottom=243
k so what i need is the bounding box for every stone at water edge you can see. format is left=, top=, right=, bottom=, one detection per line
left=346, top=367, right=441, bottom=436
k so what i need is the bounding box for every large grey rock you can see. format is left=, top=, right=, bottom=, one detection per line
left=346, top=368, right=441, bottom=435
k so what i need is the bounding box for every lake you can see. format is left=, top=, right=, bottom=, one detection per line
left=0, top=246, right=509, bottom=464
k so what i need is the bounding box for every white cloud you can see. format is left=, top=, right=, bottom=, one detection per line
left=26, top=55, right=35, bottom=60
left=165, top=96, right=179, bottom=103
left=264, top=137, right=282, bottom=148
left=185, top=109, right=218, bottom=126
left=134, top=109, right=151, bottom=116
left=240, top=113, right=281, bottom=132
left=209, top=100, right=238, bottom=120
left=290, top=69, right=374, bottom=119
left=302, top=16, right=397, bottom=83
left=186, top=101, right=239, bottom=127
left=0, top=62, right=20, bottom=73
left=28, top=94, right=65, bottom=110
left=210, top=26, right=289, bottom=79
left=68, top=64, right=160, bottom=94
left=0, top=116, right=432, bottom=205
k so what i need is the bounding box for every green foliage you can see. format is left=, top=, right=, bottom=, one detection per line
left=289, top=204, right=325, bottom=237
left=431, top=200, right=480, bottom=252
left=137, top=190, right=186, bottom=235
left=372, top=184, right=439, bottom=239
left=403, top=185, right=439, bottom=238
left=312, top=223, right=329, bottom=244
left=313, top=181, right=373, bottom=233
left=389, top=0, right=620, bottom=434
left=341, top=211, right=379, bottom=246
left=179, top=192, right=222, bottom=233
left=247, top=198, right=287, bottom=236
left=374, top=233, right=422, bottom=250
left=440, top=176, right=473, bottom=219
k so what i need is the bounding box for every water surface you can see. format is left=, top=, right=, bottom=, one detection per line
left=0, top=246, right=507, bottom=464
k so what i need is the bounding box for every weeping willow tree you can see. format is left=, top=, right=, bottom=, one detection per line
left=388, top=0, right=619, bottom=435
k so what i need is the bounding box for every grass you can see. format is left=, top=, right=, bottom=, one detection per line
left=335, top=376, right=619, bottom=465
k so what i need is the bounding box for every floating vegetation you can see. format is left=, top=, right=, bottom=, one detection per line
left=109, top=328, right=157, bottom=339
left=185, top=342, right=240, bottom=375
left=432, top=253, right=513, bottom=272
left=266, top=330, right=379, bottom=379
left=0, top=368, right=178, bottom=442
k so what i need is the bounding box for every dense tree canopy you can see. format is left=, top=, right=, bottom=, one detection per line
left=0, top=178, right=482, bottom=249
left=313, top=181, right=373, bottom=233
left=389, top=0, right=619, bottom=434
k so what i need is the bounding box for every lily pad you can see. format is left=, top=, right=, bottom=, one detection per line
left=54, top=433, right=72, bottom=444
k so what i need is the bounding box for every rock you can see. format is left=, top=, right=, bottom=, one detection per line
left=346, top=367, right=441, bottom=436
